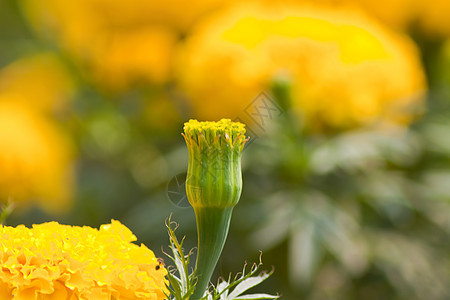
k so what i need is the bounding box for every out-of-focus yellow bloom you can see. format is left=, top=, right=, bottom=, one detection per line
left=88, top=27, right=177, bottom=89
left=0, top=220, right=168, bottom=299
left=0, top=102, right=74, bottom=213
left=0, top=54, right=74, bottom=213
left=343, top=0, right=450, bottom=37
left=293, top=0, right=450, bottom=37
left=0, top=53, right=73, bottom=113
left=297, top=0, right=419, bottom=31
left=20, top=0, right=224, bottom=91
left=416, top=0, right=450, bottom=38
left=349, top=0, right=418, bottom=31
left=88, top=0, right=226, bottom=32
left=259, top=0, right=418, bottom=31
left=177, top=3, right=426, bottom=131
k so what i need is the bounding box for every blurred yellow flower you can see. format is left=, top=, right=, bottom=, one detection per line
left=89, top=27, right=177, bottom=90
left=87, top=0, right=227, bottom=32
left=0, top=53, right=73, bottom=113
left=289, top=0, right=419, bottom=32
left=20, top=0, right=225, bottom=91
left=0, top=220, right=168, bottom=299
left=176, top=3, right=426, bottom=131
left=0, top=101, right=74, bottom=213
left=347, top=0, right=418, bottom=31
left=416, top=0, right=450, bottom=38
left=341, top=0, right=450, bottom=37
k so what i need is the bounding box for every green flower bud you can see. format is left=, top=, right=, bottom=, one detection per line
left=183, top=119, right=247, bottom=208
left=182, top=119, right=248, bottom=299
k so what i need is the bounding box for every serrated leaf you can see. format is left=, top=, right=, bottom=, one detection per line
left=164, top=218, right=197, bottom=300
left=226, top=272, right=272, bottom=299
left=217, top=281, right=229, bottom=296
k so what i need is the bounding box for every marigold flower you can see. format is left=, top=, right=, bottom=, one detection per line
left=83, top=0, right=227, bottom=32
left=0, top=102, right=74, bottom=213
left=176, top=3, right=426, bottom=132
left=19, top=0, right=222, bottom=91
left=283, top=0, right=419, bottom=31
left=345, top=0, right=418, bottom=31
left=274, top=0, right=450, bottom=37
left=0, top=53, right=73, bottom=113
left=0, top=220, right=168, bottom=299
left=183, top=119, right=247, bottom=299
left=416, top=0, right=450, bottom=37
left=340, top=0, right=450, bottom=37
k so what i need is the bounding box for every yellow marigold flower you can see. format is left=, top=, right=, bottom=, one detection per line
left=347, top=0, right=418, bottom=31
left=19, top=0, right=217, bottom=91
left=88, top=27, right=177, bottom=90
left=417, top=0, right=450, bottom=38
left=0, top=220, right=168, bottom=299
left=292, top=0, right=450, bottom=37
left=0, top=102, right=74, bottom=213
left=284, top=0, right=419, bottom=32
left=344, top=0, right=450, bottom=37
left=176, top=3, right=426, bottom=131
left=0, top=53, right=73, bottom=113
left=81, top=0, right=227, bottom=32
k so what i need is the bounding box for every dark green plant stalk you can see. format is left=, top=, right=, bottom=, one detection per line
left=183, top=119, right=248, bottom=299
left=192, top=206, right=233, bottom=298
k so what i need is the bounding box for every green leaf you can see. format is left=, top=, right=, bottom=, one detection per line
left=226, top=272, right=273, bottom=299
left=164, top=217, right=197, bottom=300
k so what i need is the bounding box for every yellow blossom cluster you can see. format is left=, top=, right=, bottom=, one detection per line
left=176, top=3, right=426, bottom=131
left=19, top=0, right=226, bottom=91
left=417, top=0, right=450, bottom=38
left=0, top=220, right=168, bottom=299
left=0, top=54, right=74, bottom=213
left=0, top=102, right=74, bottom=213
left=341, top=0, right=450, bottom=37
left=0, top=53, right=73, bottom=113
left=275, top=0, right=450, bottom=37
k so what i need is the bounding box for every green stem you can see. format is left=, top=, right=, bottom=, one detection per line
left=192, top=206, right=234, bottom=299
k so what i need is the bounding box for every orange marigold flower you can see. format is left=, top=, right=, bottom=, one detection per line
left=20, top=0, right=182, bottom=91
left=176, top=3, right=426, bottom=132
left=0, top=102, right=74, bottom=213
left=0, top=220, right=168, bottom=299
left=0, top=53, right=74, bottom=114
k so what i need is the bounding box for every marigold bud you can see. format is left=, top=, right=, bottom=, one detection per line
left=183, top=118, right=247, bottom=209
left=182, top=119, right=248, bottom=299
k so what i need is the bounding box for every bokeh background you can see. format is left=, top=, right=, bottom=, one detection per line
left=1, top=0, right=450, bottom=299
